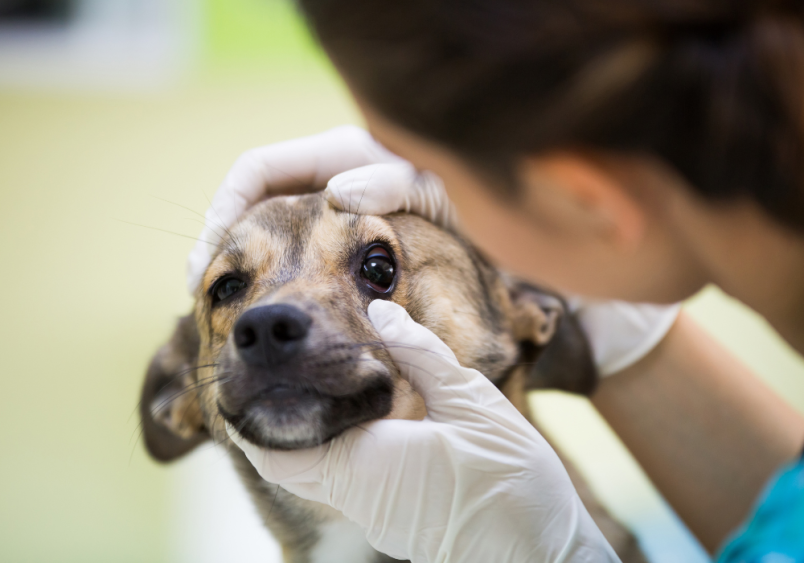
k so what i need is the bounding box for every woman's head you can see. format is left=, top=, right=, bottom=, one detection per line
left=296, top=0, right=804, bottom=309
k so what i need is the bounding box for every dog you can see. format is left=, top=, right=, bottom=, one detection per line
left=140, top=193, right=647, bottom=563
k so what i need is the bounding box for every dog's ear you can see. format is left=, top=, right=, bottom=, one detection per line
left=140, top=314, right=209, bottom=462
left=506, top=280, right=598, bottom=395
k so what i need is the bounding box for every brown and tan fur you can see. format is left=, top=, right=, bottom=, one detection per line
left=140, top=193, right=646, bottom=563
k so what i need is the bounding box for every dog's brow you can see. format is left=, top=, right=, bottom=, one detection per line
left=222, top=244, right=248, bottom=273
left=202, top=242, right=249, bottom=291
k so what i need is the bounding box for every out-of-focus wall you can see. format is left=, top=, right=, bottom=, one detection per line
left=0, top=2, right=802, bottom=563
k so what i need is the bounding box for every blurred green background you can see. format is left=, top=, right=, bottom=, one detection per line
left=1, top=1, right=802, bottom=562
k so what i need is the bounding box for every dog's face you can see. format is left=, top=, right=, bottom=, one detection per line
left=141, top=194, right=596, bottom=461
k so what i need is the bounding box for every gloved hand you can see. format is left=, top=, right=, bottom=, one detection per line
left=227, top=300, right=620, bottom=563
left=324, top=160, right=681, bottom=377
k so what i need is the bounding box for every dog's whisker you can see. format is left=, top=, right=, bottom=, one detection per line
left=129, top=374, right=230, bottom=461
left=149, top=375, right=233, bottom=418
left=114, top=219, right=217, bottom=246
left=202, top=192, right=237, bottom=240
left=351, top=423, right=376, bottom=441
left=202, top=192, right=247, bottom=250
left=127, top=364, right=223, bottom=442
left=267, top=484, right=281, bottom=519
left=149, top=195, right=233, bottom=242
left=181, top=216, right=231, bottom=243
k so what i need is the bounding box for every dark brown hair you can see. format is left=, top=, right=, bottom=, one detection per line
left=297, top=0, right=804, bottom=230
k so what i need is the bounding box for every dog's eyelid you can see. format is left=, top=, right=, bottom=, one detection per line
left=206, top=272, right=246, bottom=294
left=207, top=273, right=250, bottom=308
left=206, top=275, right=225, bottom=297
left=364, top=239, right=396, bottom=255
left=365, top=245, right=391, bottom=259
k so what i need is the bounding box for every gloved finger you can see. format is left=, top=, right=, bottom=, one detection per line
left=221, top=126, right=399, bottom=205
left=228, top=417, right=414, bottom=512
left=325, top=162, right=458, bottom=230
left=367, top=300, right=513, bottom=424
left=187, top=126, right=400, bottom=293
left=225, top=422, right=329, bottom=489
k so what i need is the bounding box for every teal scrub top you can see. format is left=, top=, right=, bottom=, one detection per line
left=717, top=454, right=804, bottom=563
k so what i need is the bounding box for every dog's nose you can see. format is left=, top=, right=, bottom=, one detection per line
left=234, top=304, right=312, bottom=366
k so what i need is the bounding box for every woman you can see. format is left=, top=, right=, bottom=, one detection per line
left=191, top=1, right=804, bottom=561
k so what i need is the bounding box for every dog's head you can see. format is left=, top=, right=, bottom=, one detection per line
left=140, top=194, right=596, bottom=461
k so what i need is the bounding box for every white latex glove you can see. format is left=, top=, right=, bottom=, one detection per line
left=186, top=125, right=401, bottom=293
left=566, top=298, right=679, bottom=376
left=227, top=300, right=620, bottom=563
left=325, top=160, right=680, bottom=377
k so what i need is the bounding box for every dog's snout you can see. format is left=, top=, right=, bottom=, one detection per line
left=234, top=304, right=312, bottom=366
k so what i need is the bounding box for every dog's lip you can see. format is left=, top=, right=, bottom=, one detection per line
left=257, top=384, right=320, bottom=406
left=217, top=376, right=394, bottom=450
left=217, top=385, right=321, bottom=418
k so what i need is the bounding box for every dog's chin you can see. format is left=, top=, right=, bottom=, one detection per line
left=219, top=378, right=395, bottom=451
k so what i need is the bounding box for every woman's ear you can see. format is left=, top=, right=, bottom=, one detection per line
left=506, top=278, right=598, bottom=395
left=139, top=314, right=209, bottom=462
left=520, top=152, right=646, bottom=249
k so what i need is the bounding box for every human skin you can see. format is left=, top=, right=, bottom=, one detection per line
left=594, top=313, right=804, bottom=551
left=354, top=99, right=804, bottom=551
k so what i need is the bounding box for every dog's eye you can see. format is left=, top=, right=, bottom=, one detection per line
left=210, top=276, right=247, bottom=305
left=361, top=246, right=395, bottom=292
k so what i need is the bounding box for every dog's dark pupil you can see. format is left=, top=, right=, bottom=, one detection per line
left=217, top=278, right=246, bottom=301
left=362, top=257, right=394, bottom=288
